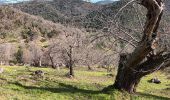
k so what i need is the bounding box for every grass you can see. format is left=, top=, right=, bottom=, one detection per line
left=0, top=66, right=169, bottom=100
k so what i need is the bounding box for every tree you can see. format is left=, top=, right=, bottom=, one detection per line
left=14, top=46, right=23, bottom=64
left=0, top=44, right=6, bottom=65
left=103, top=0, right=170, bottom=93
left=44, top=43, right=63, bottom=69
left=29, top=43, right=43, bottom=67
left=65, top=45, right=74, bottom=76
left=0, top=43, right=14, bottom=65
left=47, top=28, right=87, bottom=77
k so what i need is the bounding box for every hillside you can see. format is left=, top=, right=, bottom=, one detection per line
left=165, top=0, right=170, bottom=13
left=12, top=0, right=137, bottom=30
left=0, top=6, right=85, bottom=43
left=13, top=0, right=102, bottom=27
left=0, top=6, right=91, bottom=67
left=13, top=0, right=170, bottom=31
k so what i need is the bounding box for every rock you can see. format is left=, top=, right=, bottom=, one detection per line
left=107, top=73, right=114, bottom=77
left=32, top=70, right=44, bottom=78
left=9, top=63, right=15, bottom=66
left=148, top=78, right=161, bottom=84
left=24, top=64, right=31, bottom=67
left=0, top=68, right=4, bottom=73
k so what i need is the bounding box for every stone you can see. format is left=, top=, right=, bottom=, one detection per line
left=0, top=68, right=4, bottom=73
left=148, top=78, right=161, bottom=84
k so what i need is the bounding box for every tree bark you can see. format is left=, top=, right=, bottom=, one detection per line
left=88, top=65, right=93, bottom=70
left=110, top=0, right=169, bottom=93
left=49, top=55, right=55, bottom=69
left=113, top=54, right=144, bottom=93
left=69, top=63, right=74, bottom=77
left=68, top=45, right=74, bottom=77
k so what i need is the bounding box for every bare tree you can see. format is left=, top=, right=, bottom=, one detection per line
left=29, top=43, right=43, bottom=67
left=103, top=0, right=170, bottom=93
left=46, top=28, right=87, bottom=77
left=0, top=43, right=15, bottom=65
left=0, top=44, right=6, bottom=65
left=45, top=44, right=57, bottom=69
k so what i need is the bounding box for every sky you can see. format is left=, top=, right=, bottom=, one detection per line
left=0, top=0, right=30, bottom=3
left=91, top=0, right=118, bottom=3
left=0, top=0, right=119, bottom=3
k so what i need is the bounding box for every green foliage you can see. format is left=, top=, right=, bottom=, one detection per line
left=47, top=30, right=60, bottom=38
left=14, top=46, right=23, bottom=64
left=21, top=28, right=37, bottom=42
left=8, top=39, right=18, bottom=43
left=40, top=38, right=46, bottom=43
left=0, top=32, right=7, bottom=39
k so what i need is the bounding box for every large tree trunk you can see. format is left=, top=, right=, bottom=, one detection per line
left=110, top=0, right=170, bottom=93
left=114, top=54, right=144, bottom=93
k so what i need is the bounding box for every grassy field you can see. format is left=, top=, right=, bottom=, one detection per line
left=0, top=66, right=169, bottom=100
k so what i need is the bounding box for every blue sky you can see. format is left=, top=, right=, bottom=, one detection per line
left=91, top=0, right=118, bottom=3
left=0, top=0, right=30, bottom=3
left=0, top=0, right=119, bottom=3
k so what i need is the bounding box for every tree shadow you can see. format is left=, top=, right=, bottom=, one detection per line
left=137, top=92, right=170, bottom=100
left=11, top=82, right=101, bottom=94
left=10, top=82, right=170, bottom=99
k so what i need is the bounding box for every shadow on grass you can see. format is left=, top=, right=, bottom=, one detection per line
left=164, top=87, right=170, bottom=90
left=11, top=82, right=101, bottom=94
left=10, top=82, right=170, bottom=100
left=137, top=92, right=170, bottom=100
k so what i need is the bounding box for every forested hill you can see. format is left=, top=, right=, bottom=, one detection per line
left=13, top=0, right=170, bottom=31
left=165, top=0, right=170, bottom=12
left=13, top=0, right=102, bottom=28
left=12, top=0, right=134, bottom=30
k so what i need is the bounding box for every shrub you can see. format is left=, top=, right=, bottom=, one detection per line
left=14, top=46, right=23, bottom=64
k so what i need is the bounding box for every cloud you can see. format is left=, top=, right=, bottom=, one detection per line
left=0, top=0, right=30, bottom=3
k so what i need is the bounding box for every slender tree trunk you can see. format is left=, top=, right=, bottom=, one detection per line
left=69, top=63, right=74, bottom=77
left=49, top=55, right=55, bottom=69
left=39, top=59, right=42, bottom=67
left=68, top=45, right=74, bottom=77
left=88, top=65, right=92, bottom=70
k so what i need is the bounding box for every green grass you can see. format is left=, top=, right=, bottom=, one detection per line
left=0, top=66, right=169, bottom=100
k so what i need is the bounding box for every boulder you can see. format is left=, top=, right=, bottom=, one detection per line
left=148, top=78, right=161, bottom=84
left=32, top=70, right=44, bottom=78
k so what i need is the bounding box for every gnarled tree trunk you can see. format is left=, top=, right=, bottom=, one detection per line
left=111, top=0, right=170, bottom=93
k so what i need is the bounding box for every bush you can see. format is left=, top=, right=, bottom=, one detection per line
left=47, top=30, right=60, bottom=38
left=21, top=29, right=37, bottom=41
left=0, top=32, right=7, bottom=39
left=14, top=46, right=23, bottom=64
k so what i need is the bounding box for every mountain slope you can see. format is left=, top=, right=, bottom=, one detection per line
left=0, top=6, right=85, bottom=43
left=13, top=0, right=102, bottom=27
left=12, top=0, right=145, bottom=29
left=12, top=0, right=170, bottom=31
left=165, top=0, right=170, bottom=13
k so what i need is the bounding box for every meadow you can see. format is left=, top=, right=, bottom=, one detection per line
left=0, top=66, right=169, bottom=100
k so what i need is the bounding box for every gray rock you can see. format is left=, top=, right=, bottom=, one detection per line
left=0, top=68, right=4, bottom=73
left=148, top=78, right=161, bottom=84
